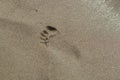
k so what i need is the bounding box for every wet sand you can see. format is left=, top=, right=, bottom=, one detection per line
left=0, top=0, right=120, bottom=80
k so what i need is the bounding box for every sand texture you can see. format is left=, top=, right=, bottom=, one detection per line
left=0, top=0, right=120, bottom=80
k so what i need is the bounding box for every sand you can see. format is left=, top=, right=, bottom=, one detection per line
left=0, top=0, right=120, bottom=80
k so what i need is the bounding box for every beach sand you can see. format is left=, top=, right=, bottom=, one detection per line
left=0, top=0, right=120, bottom=80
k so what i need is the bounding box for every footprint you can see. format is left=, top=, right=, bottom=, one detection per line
left=40, top=26, right=59, bottom=46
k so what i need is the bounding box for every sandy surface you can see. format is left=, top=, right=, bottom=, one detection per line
left=0, top=0, right=120, bottom=80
